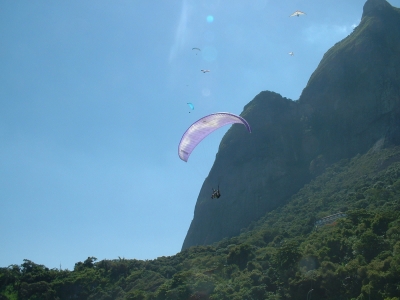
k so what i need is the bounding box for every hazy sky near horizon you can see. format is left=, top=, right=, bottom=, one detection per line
left=2, top=0, right=399, bottom=270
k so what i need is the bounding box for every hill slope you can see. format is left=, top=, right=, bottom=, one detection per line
left=2, top=143, right=400, bottom=299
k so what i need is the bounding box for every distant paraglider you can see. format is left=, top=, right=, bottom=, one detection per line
left=211, top=186, right=221, bottom=199
left=187, top=102, right=194, bottom=113
left=201, top=69, right=210, bottom=73
left=178, top=112, right=251, bottom=162
left=290, top=10, right=306, bottom=17
left=289, top=52, right=294, bottom=56
left=192, top=48, right=201, bottom=55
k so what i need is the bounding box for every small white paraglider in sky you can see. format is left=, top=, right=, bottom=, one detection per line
left=290, top=10, right=306, bottom=17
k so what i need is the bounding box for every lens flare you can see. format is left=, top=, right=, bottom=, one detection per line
left=202, top=88, right=211, bottom=97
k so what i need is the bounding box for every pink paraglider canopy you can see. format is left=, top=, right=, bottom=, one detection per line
left=178, top=112, right=251, bottom=162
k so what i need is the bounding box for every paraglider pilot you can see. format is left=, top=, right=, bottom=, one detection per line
left=211, top=186, right=221, bottom=199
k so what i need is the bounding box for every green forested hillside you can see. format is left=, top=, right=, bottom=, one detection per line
left=2, top=146, right=400, bottom=299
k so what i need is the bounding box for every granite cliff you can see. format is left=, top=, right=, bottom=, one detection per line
left=182, top=0, right=400, bottom=250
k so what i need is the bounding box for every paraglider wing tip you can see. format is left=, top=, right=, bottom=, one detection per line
left=236, top=114, right=252, bottom=133
left=179, top=154, right=188, bottom=162
left=178, top=149, right=189, bottom=162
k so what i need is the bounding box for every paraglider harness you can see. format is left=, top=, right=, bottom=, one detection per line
left=211, top=185, right=221, bottom=199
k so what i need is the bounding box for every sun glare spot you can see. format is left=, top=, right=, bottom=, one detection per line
left=202, top=88, right=211, bottom=97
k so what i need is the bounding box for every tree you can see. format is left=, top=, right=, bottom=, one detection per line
left=227, top=244, right=254, bottom=269
left=273, top=241, right=301, bottom=269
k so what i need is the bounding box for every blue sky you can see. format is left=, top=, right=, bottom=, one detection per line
left=1, top=0, right=398, bottom=270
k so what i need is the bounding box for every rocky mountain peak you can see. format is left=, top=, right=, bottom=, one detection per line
left=182, top=0, right=400, bottom=250
left=362, top=0, right=392, bottom=18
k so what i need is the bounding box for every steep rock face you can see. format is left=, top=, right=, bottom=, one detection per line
left=182, top=0, right=400, bottom=249
left=363, top=0, right=392, bottom=17
left=182, top=92, right=312, bottom=249
left=299, top=0, right=400, bottom=163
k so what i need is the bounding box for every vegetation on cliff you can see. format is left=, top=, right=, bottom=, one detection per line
left=2, top=1, right=400, bottom=299
left=2, top=146, right=400, bottom=299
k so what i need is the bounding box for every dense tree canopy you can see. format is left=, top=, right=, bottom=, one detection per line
left=2, top=147, right=400, bottom=299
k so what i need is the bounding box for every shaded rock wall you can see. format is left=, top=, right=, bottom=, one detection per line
left=182, top=92, right=311, bottom=249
